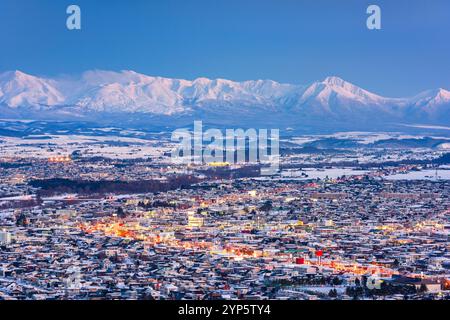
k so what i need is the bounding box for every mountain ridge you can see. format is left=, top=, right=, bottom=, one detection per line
left=0, top=70, right=448, bottom=129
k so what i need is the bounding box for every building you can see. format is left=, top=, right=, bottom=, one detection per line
left=0, top=230, right=12, bottom=245
left=187, top=212, right=204, bottom=228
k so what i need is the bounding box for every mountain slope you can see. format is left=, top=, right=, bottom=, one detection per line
left=46, top=70, right=301, bottom=115
left=404, top=88, right=450, bottom=122
left=0, top=70, right=448, bottom=128
left=290, top=76, right=407, bottom=120
left=0, top=71, right=65, bottom=108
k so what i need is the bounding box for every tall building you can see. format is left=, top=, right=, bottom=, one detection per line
left=254, top=212, right=266, bottom=230
left=0, top=230, right=12, bottom=245
left=187, top=211, right=204, bottom=228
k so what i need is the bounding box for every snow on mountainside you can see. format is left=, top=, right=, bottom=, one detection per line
left=291, top=76, right=408, bottom=118
left=0, top=70, right=448, bottom=127
left=0, top=71, right=64, bottom=108
left=406, top=88, right=450, bottom=121
left=46, top=70, right=301, bottom=114
left=56, top=70, right=186, bottom=114
left=410, top=88, right=450, bottom=109
left=299, top=76, right=396, bottom=105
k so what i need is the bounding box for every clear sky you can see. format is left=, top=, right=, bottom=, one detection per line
left=0, top=0, right=448, bottom=97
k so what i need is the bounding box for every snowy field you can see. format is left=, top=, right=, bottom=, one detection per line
left=280, top=168, right=370, bottom=180
left=383, top=168, right=450, bottom=181
left=285, top=132, right=450, bottom=146
left=0, top=134, right=172, bottom=159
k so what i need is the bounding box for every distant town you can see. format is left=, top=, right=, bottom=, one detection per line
left=0, top=129, right=449, bottom=300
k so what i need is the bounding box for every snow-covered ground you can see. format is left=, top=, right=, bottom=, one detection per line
left=0, top=134, right=171, bottom=159
left=384, top=169, right=450, bottom=181
left=280, top=168, right=369, bottom=180
left=286, top=132, right=450, bottom=146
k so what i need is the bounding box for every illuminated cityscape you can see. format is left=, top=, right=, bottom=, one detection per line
left=0, top=0, right=449, bottom=304
left=0, top=130, right=449, bottom=300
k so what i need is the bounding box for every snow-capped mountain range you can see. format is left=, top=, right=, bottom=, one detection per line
left=0, top=70, right=449, bottom=129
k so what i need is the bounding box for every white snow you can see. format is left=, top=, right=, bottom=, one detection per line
left=0, top=71, right=65, bottom=107
left=0, top=70, right=448, bottom=121
left=0, top=134, right=171, bottom=160
left=384, top=169, right=450, bottom=181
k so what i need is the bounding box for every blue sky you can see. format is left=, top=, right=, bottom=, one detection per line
left=0, top=0, right=448, bottom=97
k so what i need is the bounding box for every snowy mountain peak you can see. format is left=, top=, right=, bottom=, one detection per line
left=322, top=76, right=348, bottom=86
left=297, top=76, right=387, bottom=109
left=0, top=70, right=448, bottom=127
left=435, top=88, right=450, bottom=99
left=0, top=70, right=65, bottom=108
left=410, top=88, right=450, bottom=110
left=0, top=70, right=38, bottom=82
left=319, top=76, right=379, bottom=97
